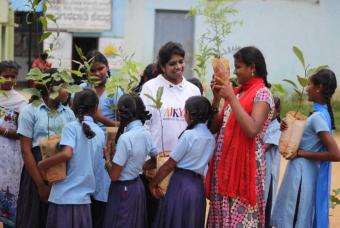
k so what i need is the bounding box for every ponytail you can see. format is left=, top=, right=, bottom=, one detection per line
left=115, top=94, right=138, bottom=144
left=72, top=88, right=99, bottom=139
left=310, top=69, right=337, bottom=130
left=77, top=109, right=96, bottom=139
left=178, top=96, right=212, bottom=139
left=327, top=101, right=336, bottom=130
left=178, top=119, right=199, bottom=139
left=114, top=106, right=135, bottom=144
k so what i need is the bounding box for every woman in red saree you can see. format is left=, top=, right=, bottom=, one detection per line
left=206, top=46, right=274, bottom=227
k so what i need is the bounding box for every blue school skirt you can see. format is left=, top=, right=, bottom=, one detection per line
left=46, top=203, right=92, bottom=228
left=153, top=168, right=206, bottom=228
left=16, top=147, right=48, bottom=228
left=103, top=177, right=147, bottom=228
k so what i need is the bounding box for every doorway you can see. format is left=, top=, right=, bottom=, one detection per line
left=154, top=10, right=195, bottom=78
left=72, top=37, right=98, bottom=84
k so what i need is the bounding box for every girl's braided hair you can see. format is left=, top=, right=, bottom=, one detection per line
left=178, top=96, right=213, bottom=139
left=72, top=88, right=99, bottom=139
left=310, top=69, right=337, bottom=130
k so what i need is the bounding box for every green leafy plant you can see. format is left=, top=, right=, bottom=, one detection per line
left=188, top=0, right=239, bottom=58
left=144, top=86, right=164, bottom=152
left=23, top=68, right=82, bottom=106
left=271, top=83, right=286, bottom=97
left=188, top=0, right=239, bottom=94
left=72, top=45, right=106, bottom=88
left=106, top=51, right=144, bottom=97
left=283, top=46, right=327, bottom=114
left=26, top=0, right=59, bottom=56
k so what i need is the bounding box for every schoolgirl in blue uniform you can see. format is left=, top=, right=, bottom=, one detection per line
left=103, top=94, right=157, bottom=228
left=263, top=97, right=281, bottom=227
left=84, top=50, right=123, bottom=228
left=37, top=88, right=105, bottom=228
left=16, top=68, right=75, bottom=228
left=150, top=96, right=216, bottom=228
left=271, top=69, right=340, bottom=228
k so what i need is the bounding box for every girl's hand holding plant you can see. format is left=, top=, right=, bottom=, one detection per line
left=37, top=181, right=51, bottom=202
left=103, top=138, right=116, bottom=162
left=286, top=150, right=298, bottom=160
left=37, top=161, right=47, bottom=180
left=212, top=74, right=234, bottom=100
left=143, top=158, right=156, bottom=171
left=149, top=182, right=164, bottom=200
left=280, top=120, right=288, bottom=132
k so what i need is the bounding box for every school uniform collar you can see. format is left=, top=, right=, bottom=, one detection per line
left=39, top=102, right=67, bottom=113
left=126, top=120, right=143, bottom=131
left=194, top=123, right=207, bottom=130
left=313, top=102, right=328, bottom=111
left=83, top=115, right=94, bottom=122
left=159, top=74, right=187, bottom=90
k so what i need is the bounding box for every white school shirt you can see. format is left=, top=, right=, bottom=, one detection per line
left=170, top=123, right=216, bottom=176
left=48, top=116, right=105, bottom=204
left=113, top=120, right=158, bottom=181
left=140, top=75, right=200, bottom=153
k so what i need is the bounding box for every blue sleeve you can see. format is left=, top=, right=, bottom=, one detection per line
left=264, top=121, right=281, bottom=145
left=113, top=136, right=130, bottom=167
left=312, top=113, right=330, bottom=133
left=170, top=132, right=189, bottom=162
left=60, top=123, right=76, bottom=149
left=17, top=105, right=34, bottom=138
left=147, top=134, right=158, bottom=157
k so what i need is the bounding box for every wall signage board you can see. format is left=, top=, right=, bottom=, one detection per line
left=47, top=0, right=112, bottom=31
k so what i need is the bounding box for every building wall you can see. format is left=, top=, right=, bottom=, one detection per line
left=124, top=0, right=340, bottom=84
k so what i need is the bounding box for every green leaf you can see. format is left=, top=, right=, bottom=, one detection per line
left=294, top=89, right=303, bottom=97
left=144, top=94, right=157, bottom=104
left=283, top=79, right=298, bottom=89
left=39, top=32, right=52, bottom=42
left=292, top=46, right=305, bottom=68
left=39, top=16, right=47, bottom=30
left=32, top=99, right=42, bottom=107
left=33, top=0, right=40, bottom=8
left=46, top=14, right=57, bottom=23
left=63, top=84, right=83, bottom=93
left=49, top=91, right=59, bottom=100
left=22, top=88, right=41, bottom=97
left=272, top=84, right=285, bottom=94
left=75, top=45, right=84, bottom=59
left=156, top=86, right=164, bottom=101
left=297, top=75, right=308, bottom=87
left=59, top=71, right=74, bottom=83
left=42, top=1, right=47, bottom=13
left=70, top=70, right=83, bottom=77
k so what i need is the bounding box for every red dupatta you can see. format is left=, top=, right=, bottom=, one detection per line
left=205, top=77, right=265, bottom=206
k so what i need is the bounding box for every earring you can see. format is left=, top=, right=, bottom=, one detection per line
left=251, top=71, right=255, bottom=77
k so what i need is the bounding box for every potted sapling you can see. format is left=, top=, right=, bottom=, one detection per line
left=24, top=68, right=82, bottom=183
left=189, top=0, right=239, bottom=86
left=278, top=46, right=327, bottom=158
left=144, top=86, right=173, bottom=194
